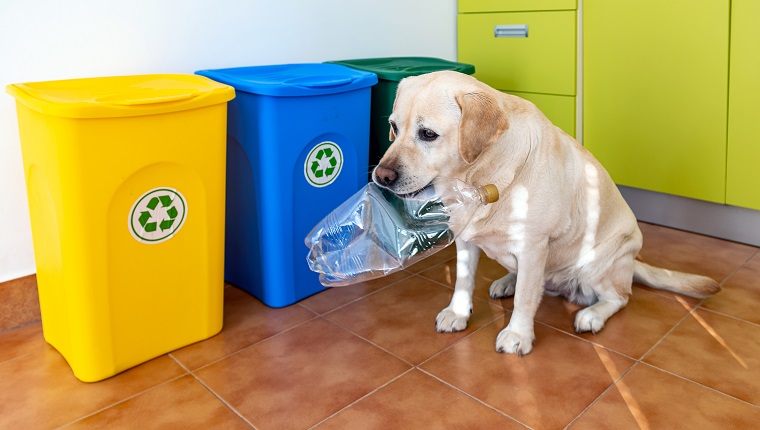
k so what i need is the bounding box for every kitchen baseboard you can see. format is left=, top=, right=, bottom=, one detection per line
left=0, top=274, right=40, bottom=333
left=619, top=185, right=760, bottom=247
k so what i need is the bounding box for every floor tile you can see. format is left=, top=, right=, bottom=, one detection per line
left=644, top=309, right=760, bottom=406
left=65, top=375, right=250, bottom=429
left=299, top=270, right=413, bottom=315
left=572, top=363, right=760, bottom=429
left=418, top=253, right=511, bottom=306
left=325, top=275, right=505, bottom=364
left=532, top=287, right=694, bottom=359
left=170, top=286, right=316, bottom=371
left=0, top=348, right=186, bottom=429
left=194, top=318, right=410, bottom=430
left=0, top=223, right=756, bottom=430
left=702, top=251, right=760, bottom=325
left=421, top=318, right=635, bottom=430
left=637, top=223, right=756, bottom=285
left=317, top=370, right=524, bottom=429
left=0, top=322, right=45, bottom=364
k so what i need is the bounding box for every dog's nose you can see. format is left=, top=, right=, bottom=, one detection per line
left=374, top=165, right=398, bottom=187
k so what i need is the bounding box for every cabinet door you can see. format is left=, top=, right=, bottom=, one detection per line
left=507, top=91, right=575, bottom=137
left=458, top=11, right=576, bottom=96
left=727, top=0, right=760, bottom=210
left=459, top=0, right=577, bottom=13
left=583, top=0, right=729, bottom=203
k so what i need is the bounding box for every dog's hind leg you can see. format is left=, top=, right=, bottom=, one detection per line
left=574, top=256, right=633, bottom=334
left=436, top=239, right=481, bottom=333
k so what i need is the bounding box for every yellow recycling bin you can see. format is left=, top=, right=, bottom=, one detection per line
left=6, top=74, right=235, bottom=382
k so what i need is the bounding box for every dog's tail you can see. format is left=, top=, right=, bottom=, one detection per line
left=633, top=260, right=720, bottom=298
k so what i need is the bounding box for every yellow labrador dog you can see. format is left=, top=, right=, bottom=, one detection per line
left=372, top=71, right=720, bottom=356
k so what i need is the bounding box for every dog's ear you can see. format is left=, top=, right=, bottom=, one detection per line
left=388, top=85, right=401, bottom=142
left=455, top=91, right=509, bottom=164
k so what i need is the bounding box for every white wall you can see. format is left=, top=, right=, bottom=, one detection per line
left=0, top=0, right=458, bottom=282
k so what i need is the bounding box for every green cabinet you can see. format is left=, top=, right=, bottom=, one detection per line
left=459, top=0, right=758, bottom=212
left=727, top=0, right=760, bottom=211
left=583, top=0, right=730, bottom=204
left=457, top=1, right=577, bottom=136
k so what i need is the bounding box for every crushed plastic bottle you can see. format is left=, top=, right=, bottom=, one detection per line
left=305, top=178, right=499, bottom=287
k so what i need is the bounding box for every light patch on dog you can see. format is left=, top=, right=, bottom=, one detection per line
left=451, top=290, right=471, bottom=316
left=507, top=185, right=529, bottom=253
left=577, top=163, right=600, bottom=267
left=456, top=249, right=473, bottom=278
left=452, top=249, right=473, bottom=315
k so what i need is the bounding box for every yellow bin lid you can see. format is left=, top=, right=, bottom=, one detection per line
left=5, top=74, right=235, bottom=119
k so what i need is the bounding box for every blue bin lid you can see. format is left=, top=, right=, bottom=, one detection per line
left=195, top=63, right=378, bottom=97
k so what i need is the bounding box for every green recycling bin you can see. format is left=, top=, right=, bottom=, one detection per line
left=326, top=57, right=475, bottom=169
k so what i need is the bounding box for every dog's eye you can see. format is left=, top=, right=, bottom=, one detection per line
left=419, top=128, right=438, bottom=141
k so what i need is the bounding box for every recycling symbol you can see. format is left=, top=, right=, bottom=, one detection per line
left=310, top=147, right=338, bottom=178
left=138, top=195, right=179, bottom=233
left=129, top=188, right=187, bottom=244
left=304, top=141, right=343, bottom=187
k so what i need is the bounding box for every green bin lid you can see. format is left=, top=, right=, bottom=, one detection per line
left=326, top=57, right=475, bottom=82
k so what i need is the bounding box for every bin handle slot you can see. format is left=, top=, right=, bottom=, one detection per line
left=286, top=76, right=355, bottom=89
left=399, top=66, right=451, bottom=74
left=95, top=90, right=200, bottom=106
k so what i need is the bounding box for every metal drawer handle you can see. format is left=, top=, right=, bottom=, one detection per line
left=494, top=24, right=528, bottom=38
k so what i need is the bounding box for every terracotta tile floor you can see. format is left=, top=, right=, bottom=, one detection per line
left=2, top=223, right=760, bottom=429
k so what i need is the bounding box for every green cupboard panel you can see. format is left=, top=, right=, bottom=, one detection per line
left=727, top=0, right=760, bottom=211
left=458, top=10, right=576, bottom=96
left=583, top=0, right=729, bottom=204
left=459, top=0, right=576, bottom=13
left=508, top=91, right=575, bottom=137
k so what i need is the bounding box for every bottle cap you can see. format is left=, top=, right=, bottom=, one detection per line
left=481, top=184, right=499, bottom=204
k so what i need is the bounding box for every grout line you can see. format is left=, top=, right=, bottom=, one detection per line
left=188, top=313, right=322, bottom=373
left=168, top=353, right=190, bottom=371
left=534, top=320, right=641, bottom=362
left=0, top=318, right=42, bottom=336
left=307, top=369, right=415, bottom=429
left=716, top=248, right=757, bottom=287
left=185, top=364, right=258, bottom=429
left=636, top=256, right=760, bottom=363
left=417, top=309, right=509, bottom=367
left=417, top=367, right=532, bottom=429
left=638, top=361, right=760, bottom=411
left=405, top=253, right=457, bottom=276
left=303, top=272, right=418, bottom=316
left=54, top=372, right=189, bottom=430
left=564, top=362, right=640, bottom=429
left=294, top=302, right=321, bottom=317
left=694, top=306, right=760, bottom=329
left=637, top=301, right=698, bottom=363
left=320, top=315, right=416, bottom=367
left=312, top=313, right=519, bottom=427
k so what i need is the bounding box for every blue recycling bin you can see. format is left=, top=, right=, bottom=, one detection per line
left=196, top=64, right=377, bottom=307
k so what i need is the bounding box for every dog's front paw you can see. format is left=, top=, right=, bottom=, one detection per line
left=495, top=327, right=535, bottom=357
left=436, top=308, right=469, bottom=333
left=489, top=273, right=517, bottom=299
left=574, top=307, right=605, bottom=334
